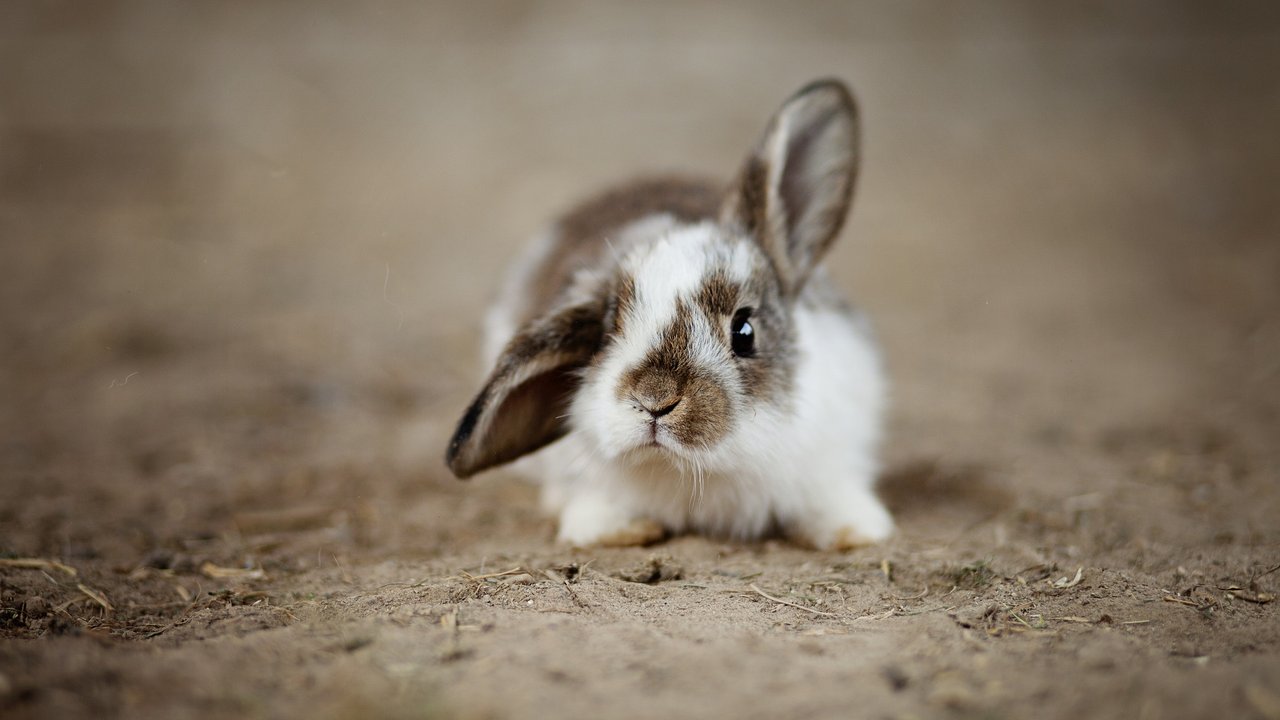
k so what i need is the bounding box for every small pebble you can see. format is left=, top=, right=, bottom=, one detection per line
left=22, top=596, right=48, bottom=618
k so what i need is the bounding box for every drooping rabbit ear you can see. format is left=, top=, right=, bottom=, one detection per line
left=722, top=78, right=860, bottom=296
left=445, top=302, right=604, bottom=479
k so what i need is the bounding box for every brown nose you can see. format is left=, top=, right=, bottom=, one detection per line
left=640, top=396, right=681, bottom=418
left=628, top=370, right=683, bottom=419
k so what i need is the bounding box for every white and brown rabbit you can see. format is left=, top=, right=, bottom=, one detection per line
left=445, top=79, right=894, bottom=549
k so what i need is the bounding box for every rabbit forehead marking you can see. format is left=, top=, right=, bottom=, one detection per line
left=608, top=225, right=752, bottom=360
left=621, top=224, right=754, bottom=308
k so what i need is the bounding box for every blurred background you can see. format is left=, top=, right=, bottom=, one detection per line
left=2, top=3, right=1280, bottom=718
left=2, top=0, right=1278, bottom=571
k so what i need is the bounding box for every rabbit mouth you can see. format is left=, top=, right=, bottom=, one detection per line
left=634, top=423, right=702, bottom=461
left=624, top=439, right=682, bottom=469
left=630, top=421, right=680, bottom=453
left=643, top=426, right=672, bottom=451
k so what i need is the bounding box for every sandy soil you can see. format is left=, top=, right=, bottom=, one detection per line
left=2, top=3, right=1279, bottom=718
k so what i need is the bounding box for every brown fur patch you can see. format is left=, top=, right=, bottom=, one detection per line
left=498, top=302, right=603, bottom=370
left=699, top=265, right=796, bottom=408
left=521, top=176, right=723, bottom=326
left=689, top=265, right=794, bottom=406
left=695, top=271, right=739, bottom=318
left=611, top=259, right=799, bottom=453
left=640, top=298, right=692, bottom=376
left=610, top=273, right=637, bottom=337
left=616, top=297, right=693, bottom=405
left=667, top=369, right=732, bottom=447
left=731, top=156, right=770, bottom=241
left=616, top=298, right=734, bottom=449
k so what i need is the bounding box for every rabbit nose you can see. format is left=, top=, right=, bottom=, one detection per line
left=640, top=396, right=681, bottom=418
left=626, top=371, right=683, bottom=418
left=629, top=392, right=680, bottom=420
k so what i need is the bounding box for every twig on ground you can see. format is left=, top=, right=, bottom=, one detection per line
left=332, top=554, right=354, bottom=584
left=1252, top=563, right=1280, bottom=582
left=745, top=584, right=837, bottom=617
left=892, top=603, right=956, bottom=617
left=1010, top=612, right=1040, bottom=630
left=77, top=583, right=114, bottom=614
left=850, top=609, right=898, bottom=621
left=1217, top=585, right=1275, bottom=604
left=0, top=558, right=77, bottom=576
left=459, top=567, right=525, bottom=582
left=891, top=585, right=929, bottom=601
left=144, top=617, right=193, bottom=639
left=200, top=563, right=266, bottom=581
left=375, top=578, right=431, bottom=590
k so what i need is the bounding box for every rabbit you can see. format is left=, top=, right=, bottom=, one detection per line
left=445, top=78, right=894, bottom=550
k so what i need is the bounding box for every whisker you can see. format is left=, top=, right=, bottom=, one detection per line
left=603, top=236, right=623, bottom=264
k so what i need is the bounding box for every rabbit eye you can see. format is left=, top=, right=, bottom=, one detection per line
left=730, top=308, right=755, bottom=357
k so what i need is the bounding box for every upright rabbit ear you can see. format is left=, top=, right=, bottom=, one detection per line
left=722, top=78, right=860, bottom=296
left=445, top=302, right=604, bottom=479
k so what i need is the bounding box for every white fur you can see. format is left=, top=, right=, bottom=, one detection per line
left=486, top=215, right=893, bottom=549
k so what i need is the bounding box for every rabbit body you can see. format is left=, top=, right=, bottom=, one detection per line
left=447, top=80, right=895, bottom=549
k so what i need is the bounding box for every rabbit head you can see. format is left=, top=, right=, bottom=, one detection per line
left=446, top=79, right=860, bottom=479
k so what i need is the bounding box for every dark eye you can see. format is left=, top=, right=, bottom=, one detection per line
left=730, top=308, right=755, bottom=357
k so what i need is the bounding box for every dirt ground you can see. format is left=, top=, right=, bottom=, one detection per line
left=2, top=3, right=1279, bottom=719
